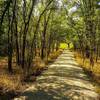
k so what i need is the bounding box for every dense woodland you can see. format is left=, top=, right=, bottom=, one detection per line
left=0, top=0, right=100, bottom=98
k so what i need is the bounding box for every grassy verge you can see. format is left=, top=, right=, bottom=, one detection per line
left=74, top=51, right=100, bottom=93
left=0, top=49, right=63, bottom=99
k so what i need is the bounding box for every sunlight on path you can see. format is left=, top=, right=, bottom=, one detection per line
left=14, top=49, right=100, bottom=100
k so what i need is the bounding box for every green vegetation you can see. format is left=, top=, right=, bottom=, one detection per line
left=0, top=0, right=100, bottom=99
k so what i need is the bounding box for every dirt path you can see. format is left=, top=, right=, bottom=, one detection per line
left=14, top=50, right=100, bottom=100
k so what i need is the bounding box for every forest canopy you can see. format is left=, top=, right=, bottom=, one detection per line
left=0, top=0, right=100, bottom=76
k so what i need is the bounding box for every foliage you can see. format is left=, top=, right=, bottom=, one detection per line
left=0, top=0, right=100, bottom=81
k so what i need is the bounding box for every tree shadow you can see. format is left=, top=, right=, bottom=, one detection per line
left=19, top=79, right=99, bottom=100
left=21, top=88, right=69, bottom=100
left=14, top=50, right=99, bottom=100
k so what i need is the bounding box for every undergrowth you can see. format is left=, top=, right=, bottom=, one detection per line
left=0, top=49, right=63, bottom=98
left=74, top=51, right=100, bottom=93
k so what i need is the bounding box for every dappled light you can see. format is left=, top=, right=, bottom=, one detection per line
left=14, top=50, right=99, bottom=100
left=0, top=0, right=100, bottom=99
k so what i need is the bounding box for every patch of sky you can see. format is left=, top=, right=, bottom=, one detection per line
left=68, top=6, right=77, bottom=14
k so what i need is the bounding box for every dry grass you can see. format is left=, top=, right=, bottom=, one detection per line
left=0, top=49, right=63, bottom=95
left=74, top=52, right=100, bottom=75
left=32, top=49, right=63, bottom=74
left=49, top=49, right=63, bottom=60
left=0, top=74, right=22, bottom=92
left=74, top=51, right=100, bottom=93
left=0, top=58, right=28, bottom=95
left=0, top=59, right=24, bottom=93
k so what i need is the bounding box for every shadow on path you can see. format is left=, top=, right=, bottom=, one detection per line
left=14, top=50, right=100, bottom=100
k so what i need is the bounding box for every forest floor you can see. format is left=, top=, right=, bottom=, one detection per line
left=14, top=49, right=100, bottom=100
